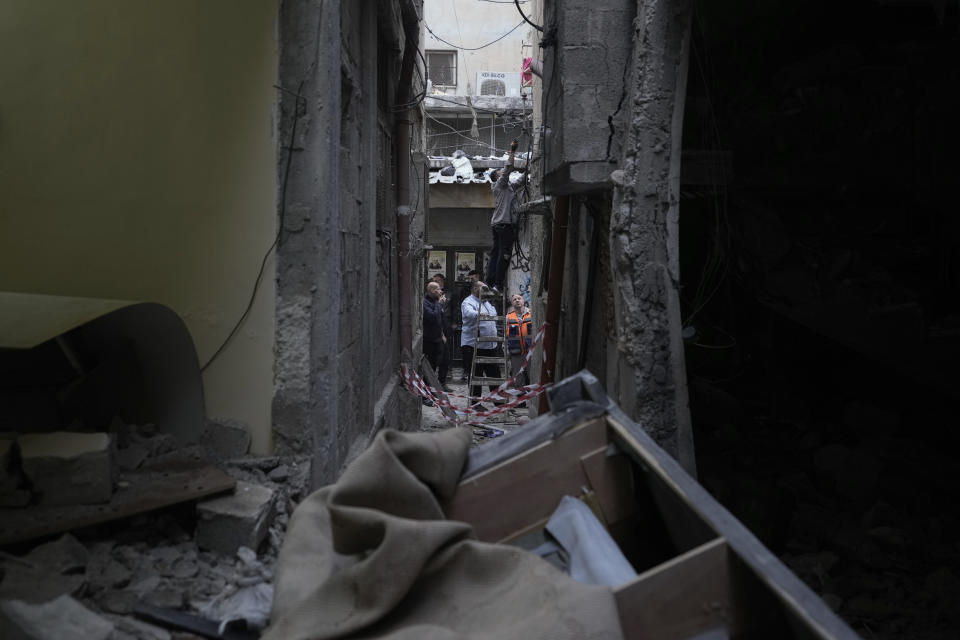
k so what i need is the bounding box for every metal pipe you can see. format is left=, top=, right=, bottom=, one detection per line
left=538, top=195, right=570, bottom=413
left=395, top=4, right=420, bottom=356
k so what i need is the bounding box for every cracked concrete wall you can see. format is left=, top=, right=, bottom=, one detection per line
left=275, top=0, right=421, bottom=488
left=542, top=0, right=635, bottom=194
left=608, top=0, right=695, bottom=472
left=527, top=0, right=695, bottom=472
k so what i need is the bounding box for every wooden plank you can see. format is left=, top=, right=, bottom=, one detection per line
left=0, top=464, right=235, bottom=545
left=462, top=401, right=608, bottom=477
left=579, top=446, right=636, bottom=526
left=445, top=418, right=609, bottom=542
left=604, top=413, right=860, bottom=639
left=614, top=537, right=732, bottom=640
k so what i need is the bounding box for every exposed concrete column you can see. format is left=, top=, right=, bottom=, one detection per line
left=609, top=0, right=695, bottom=474
left=274, top=0, right=343, bottom=486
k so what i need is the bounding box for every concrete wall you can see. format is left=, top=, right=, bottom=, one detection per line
left=0, top=1, right=279, bottom=452
left=424, top=0, right=530, bottom=96
left=542, top=0, right=635, bottom=193
left=275, top=0, right=423, bottom=487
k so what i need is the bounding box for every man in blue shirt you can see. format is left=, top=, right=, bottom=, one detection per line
left=460, top=280, right=501, bottom=408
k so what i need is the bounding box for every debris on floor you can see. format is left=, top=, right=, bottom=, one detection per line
left=0, top=416, right=311, bottom=638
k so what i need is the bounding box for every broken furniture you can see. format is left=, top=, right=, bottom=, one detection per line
left=446, top=370, right=860, bottom=640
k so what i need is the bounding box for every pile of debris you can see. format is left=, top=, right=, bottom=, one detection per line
left=427, top=150, right=529, bottom=184
left=0, top=418, right=310, bottom=638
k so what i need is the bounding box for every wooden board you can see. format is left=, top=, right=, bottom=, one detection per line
left=0, top=463, right=235, bottom=545
left=445, top=418, right=609, bottom=542
left=615, top=537, right=733, bottom=640
left=580, top=445, right=635, bottom=526
left=604, top=412, right=860, bottom=639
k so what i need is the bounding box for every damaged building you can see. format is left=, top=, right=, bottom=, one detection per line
left=513, top=0, right=960, bottom=637
left=2, top=0, right=959, bottom=637
left=1, top=0, right=428, bottom=488
left=0, top=0, right=433, bottom=635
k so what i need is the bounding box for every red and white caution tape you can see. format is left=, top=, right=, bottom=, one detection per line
left=400, top=322, right=552, bottom=425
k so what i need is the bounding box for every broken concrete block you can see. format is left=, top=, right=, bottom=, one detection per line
left=195, top=481, right=276, bottom=555
left=130, top=432, right=179, bottom=458
left=18, top=432, right=113, bottom=506
left=0, top=564, right=87, bottom=604
left=114, top=442, right=148, bottom=471
left=25, top=534, right=89, bottom=575
left=200, top=418, right=252, bottom=459
left=0, top=595, right=114, bottom=640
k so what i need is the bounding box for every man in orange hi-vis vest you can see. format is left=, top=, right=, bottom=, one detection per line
left=506, top=293, right=532, bottom=388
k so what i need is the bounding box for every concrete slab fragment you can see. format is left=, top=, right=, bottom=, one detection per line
left=195, top=481, right=276, bottom=555
left=199, top=418, right=251, bottom=459
left=0, top=595, right=113, bottom=640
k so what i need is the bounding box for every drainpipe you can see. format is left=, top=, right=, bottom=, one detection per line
left=395, top=6, right=419, bottom=356
left=538, top=195, right=570, bottom=413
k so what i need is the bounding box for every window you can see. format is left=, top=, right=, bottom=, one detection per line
left=426, top=50, right=457, bottom=88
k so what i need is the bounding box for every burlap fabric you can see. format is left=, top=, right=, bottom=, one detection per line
left=264, top=428, right=624, bottom=640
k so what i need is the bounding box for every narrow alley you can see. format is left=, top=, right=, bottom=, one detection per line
left=1, top=1, right=959, bottom=639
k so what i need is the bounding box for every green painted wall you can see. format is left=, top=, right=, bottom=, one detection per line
left=0, top=1, right=279, bottom=453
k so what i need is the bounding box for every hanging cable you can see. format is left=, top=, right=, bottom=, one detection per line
left=202, top=82, right=305, bottom=373
left=425, top=21, right=525, bottom=51
left=513, top=0, right=543, bottom=32
left=424, top=94, right=526, bottom=115
left=393, top=48, right=428, bottom=112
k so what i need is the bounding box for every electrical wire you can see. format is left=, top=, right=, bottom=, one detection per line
left=426, top=116, right=531, bottom=137
left=425, top=93, right=527, bottom=115
left=425, top=20, right=525, bottom=51
left=394, top=48, right=428, bottom=112
left=450, top=0, right=471, bottom=88
left=426, top=112, right=524, bottom=152
left=202, top=82, right=305, bottom=373
left=513, top=0, right=543, bottom=32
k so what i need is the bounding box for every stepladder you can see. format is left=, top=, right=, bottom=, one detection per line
left=467, top=286, right=513, bottom=401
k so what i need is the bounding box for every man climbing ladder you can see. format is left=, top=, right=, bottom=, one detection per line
left=486, top=139, right=526, bottom=293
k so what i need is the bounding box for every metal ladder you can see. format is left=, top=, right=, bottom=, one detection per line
left=468, top=286, right=512, bottom=395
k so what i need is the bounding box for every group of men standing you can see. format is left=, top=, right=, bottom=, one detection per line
left=420, top=138, right=529, bottom=408
left=423, top=273, right=532, bottom=409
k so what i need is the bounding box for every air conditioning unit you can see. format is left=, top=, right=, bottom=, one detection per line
left=475, top=72, right=522, bottom=97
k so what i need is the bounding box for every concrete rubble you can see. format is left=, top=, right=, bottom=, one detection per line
left=195, top=481, right=278, bottom=556
left=18, top=432, right=114, bottom=506
left=0, top=417, right=310, bottom=638
left=1, top=595, right=115, bottom=640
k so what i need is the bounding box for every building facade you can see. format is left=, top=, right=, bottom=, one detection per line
left=0, top=0, right=427, bottom=488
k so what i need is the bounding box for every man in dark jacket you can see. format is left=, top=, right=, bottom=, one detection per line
left=431, top=273, right=453, bottom=392
left=486, top=140, right=526, bottom=292
left=422, top=282, right=447, bottom=404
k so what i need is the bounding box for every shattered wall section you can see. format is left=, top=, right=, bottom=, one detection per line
left=274, top=0, right=419, bottom=488
left=608, top=0, right=695, bottom=471
left=541, top=0, right=635, bottom=194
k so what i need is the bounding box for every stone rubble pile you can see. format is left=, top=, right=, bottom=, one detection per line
left=0, top=419, right=311, bottom=639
